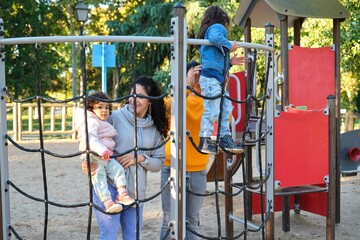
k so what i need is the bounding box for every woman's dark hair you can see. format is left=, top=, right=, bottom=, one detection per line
left=197, top=5, right=230, bottom=40
left=132, top=76, right=169, bottom=138
left=186, top=60, right=200, bottom=74
left=86, top=91, right=112, bottom=114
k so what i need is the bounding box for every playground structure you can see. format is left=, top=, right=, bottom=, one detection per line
left=227, top=0, right=352, bottom=239
left=0, top=1, right=356, bottom=240
left=340, top=129, right=360, bottom=174
left=0, top=4, right=272, bottom=240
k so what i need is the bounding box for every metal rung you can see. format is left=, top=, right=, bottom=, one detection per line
left=229, top=213, right=260, bottom=230
left=247, top=117, right=266, bottom=132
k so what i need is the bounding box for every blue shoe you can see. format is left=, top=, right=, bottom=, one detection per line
left=220, top=135, right=244, bottom=154
left=198, top=137, right=217, bottom=154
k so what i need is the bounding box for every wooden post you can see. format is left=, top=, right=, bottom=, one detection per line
left=50, top=106, right=55, bottom=132
left=12, top=103, right=18, bottom=141
left=29, top=105, right=33, bottom=132
left=333, top=18, right=341, bottom=224
left=280, top=15, right=289, bottom=110
left=327, top=95, right=336, bottom=240
left=61, top=106, right=66, bottom=132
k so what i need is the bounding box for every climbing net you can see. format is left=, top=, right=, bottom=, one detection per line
left=0, top=9, right=275, bottom=240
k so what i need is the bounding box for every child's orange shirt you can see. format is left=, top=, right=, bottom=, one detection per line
left=164, top=91, right=209, bottom=172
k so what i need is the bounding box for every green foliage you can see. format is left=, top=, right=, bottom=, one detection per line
left=1, top=1, right=70, bottom=98
left=340, top=0, right=360, bottom=111
left=340, top=0, right=360, bottom=77
left=105, top=0, right=173, bottom=96
left=300, top=19, right=333, bottom=47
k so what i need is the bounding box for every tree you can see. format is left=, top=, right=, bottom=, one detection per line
left=0, top=1, right=68, bottom=98
left=104, top=0, right=173, bottom=96
left=340, top=0, right=360, bottom=111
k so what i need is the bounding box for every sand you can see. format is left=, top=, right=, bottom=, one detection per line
left=5, top=140, right=360, bottom=239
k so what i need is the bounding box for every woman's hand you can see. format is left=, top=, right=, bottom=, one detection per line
left=117, top=153, right=145, bottom=168
left=81, top=160, right=98, bottom=176
left=101, top=150, right=113, bottom=160
left=186, top=65, right=202, bottom=88
left=230, top=53, right=245, bottom=66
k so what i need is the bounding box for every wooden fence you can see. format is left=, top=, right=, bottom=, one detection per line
left=6, top=102, right=77, bottom=141
left=343, top=110, right=360, bottom=132
left=5, top=103, right=359, bottom=141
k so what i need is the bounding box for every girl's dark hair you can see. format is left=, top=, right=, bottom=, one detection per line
left=132, top=76, right=169, bottom=138
left=186, top=60, right=200, bottom=74
left=197, top=5, right=230, bottom=40
left=86, top=91, right=113, bottom=114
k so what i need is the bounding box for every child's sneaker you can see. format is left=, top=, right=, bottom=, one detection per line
left=198, top=137, right=217, bottom=154
left=104, top=200, right=122, bottom=213
left=116, top=191, right=135, bottom=205
left=219, top=135, right=244, bottom=154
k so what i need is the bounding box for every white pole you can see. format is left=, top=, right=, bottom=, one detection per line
left=0, top=17, right=11, bottom=240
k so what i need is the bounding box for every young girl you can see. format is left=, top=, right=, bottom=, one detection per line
left=75, top=91, right=134, bottom=213
left=197, top=5, right=244, bottom=155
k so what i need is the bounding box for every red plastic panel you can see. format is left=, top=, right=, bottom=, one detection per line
left=288, top=46, right=335, bottom=110
left=228, top=71, right=246, bottom=132
left=274, top=109, right=329, bottom=188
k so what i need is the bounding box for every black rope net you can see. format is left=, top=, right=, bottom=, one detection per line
left=2, top=42, right=272, bottom=240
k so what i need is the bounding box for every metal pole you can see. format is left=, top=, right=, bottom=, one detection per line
left=169, top=3, right=186, bottom=239
left=0, top=17, right=10, bottom=240
left=0, top=36, right=272, bottom=52
left=71, top=42, right=78, bottom=98
left=79, top=23, right=85, bottom=97
left=265, top=22, right=275, bottom=240
left=101, top=42, right=107, bottom=93
left=224, top=153, right=233, bottom=238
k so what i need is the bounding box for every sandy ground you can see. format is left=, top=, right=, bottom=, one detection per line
left=4, top=140, right=360, bottom=240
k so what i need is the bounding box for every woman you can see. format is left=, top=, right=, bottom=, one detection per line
left=85, top=76, right=168, bottom=239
